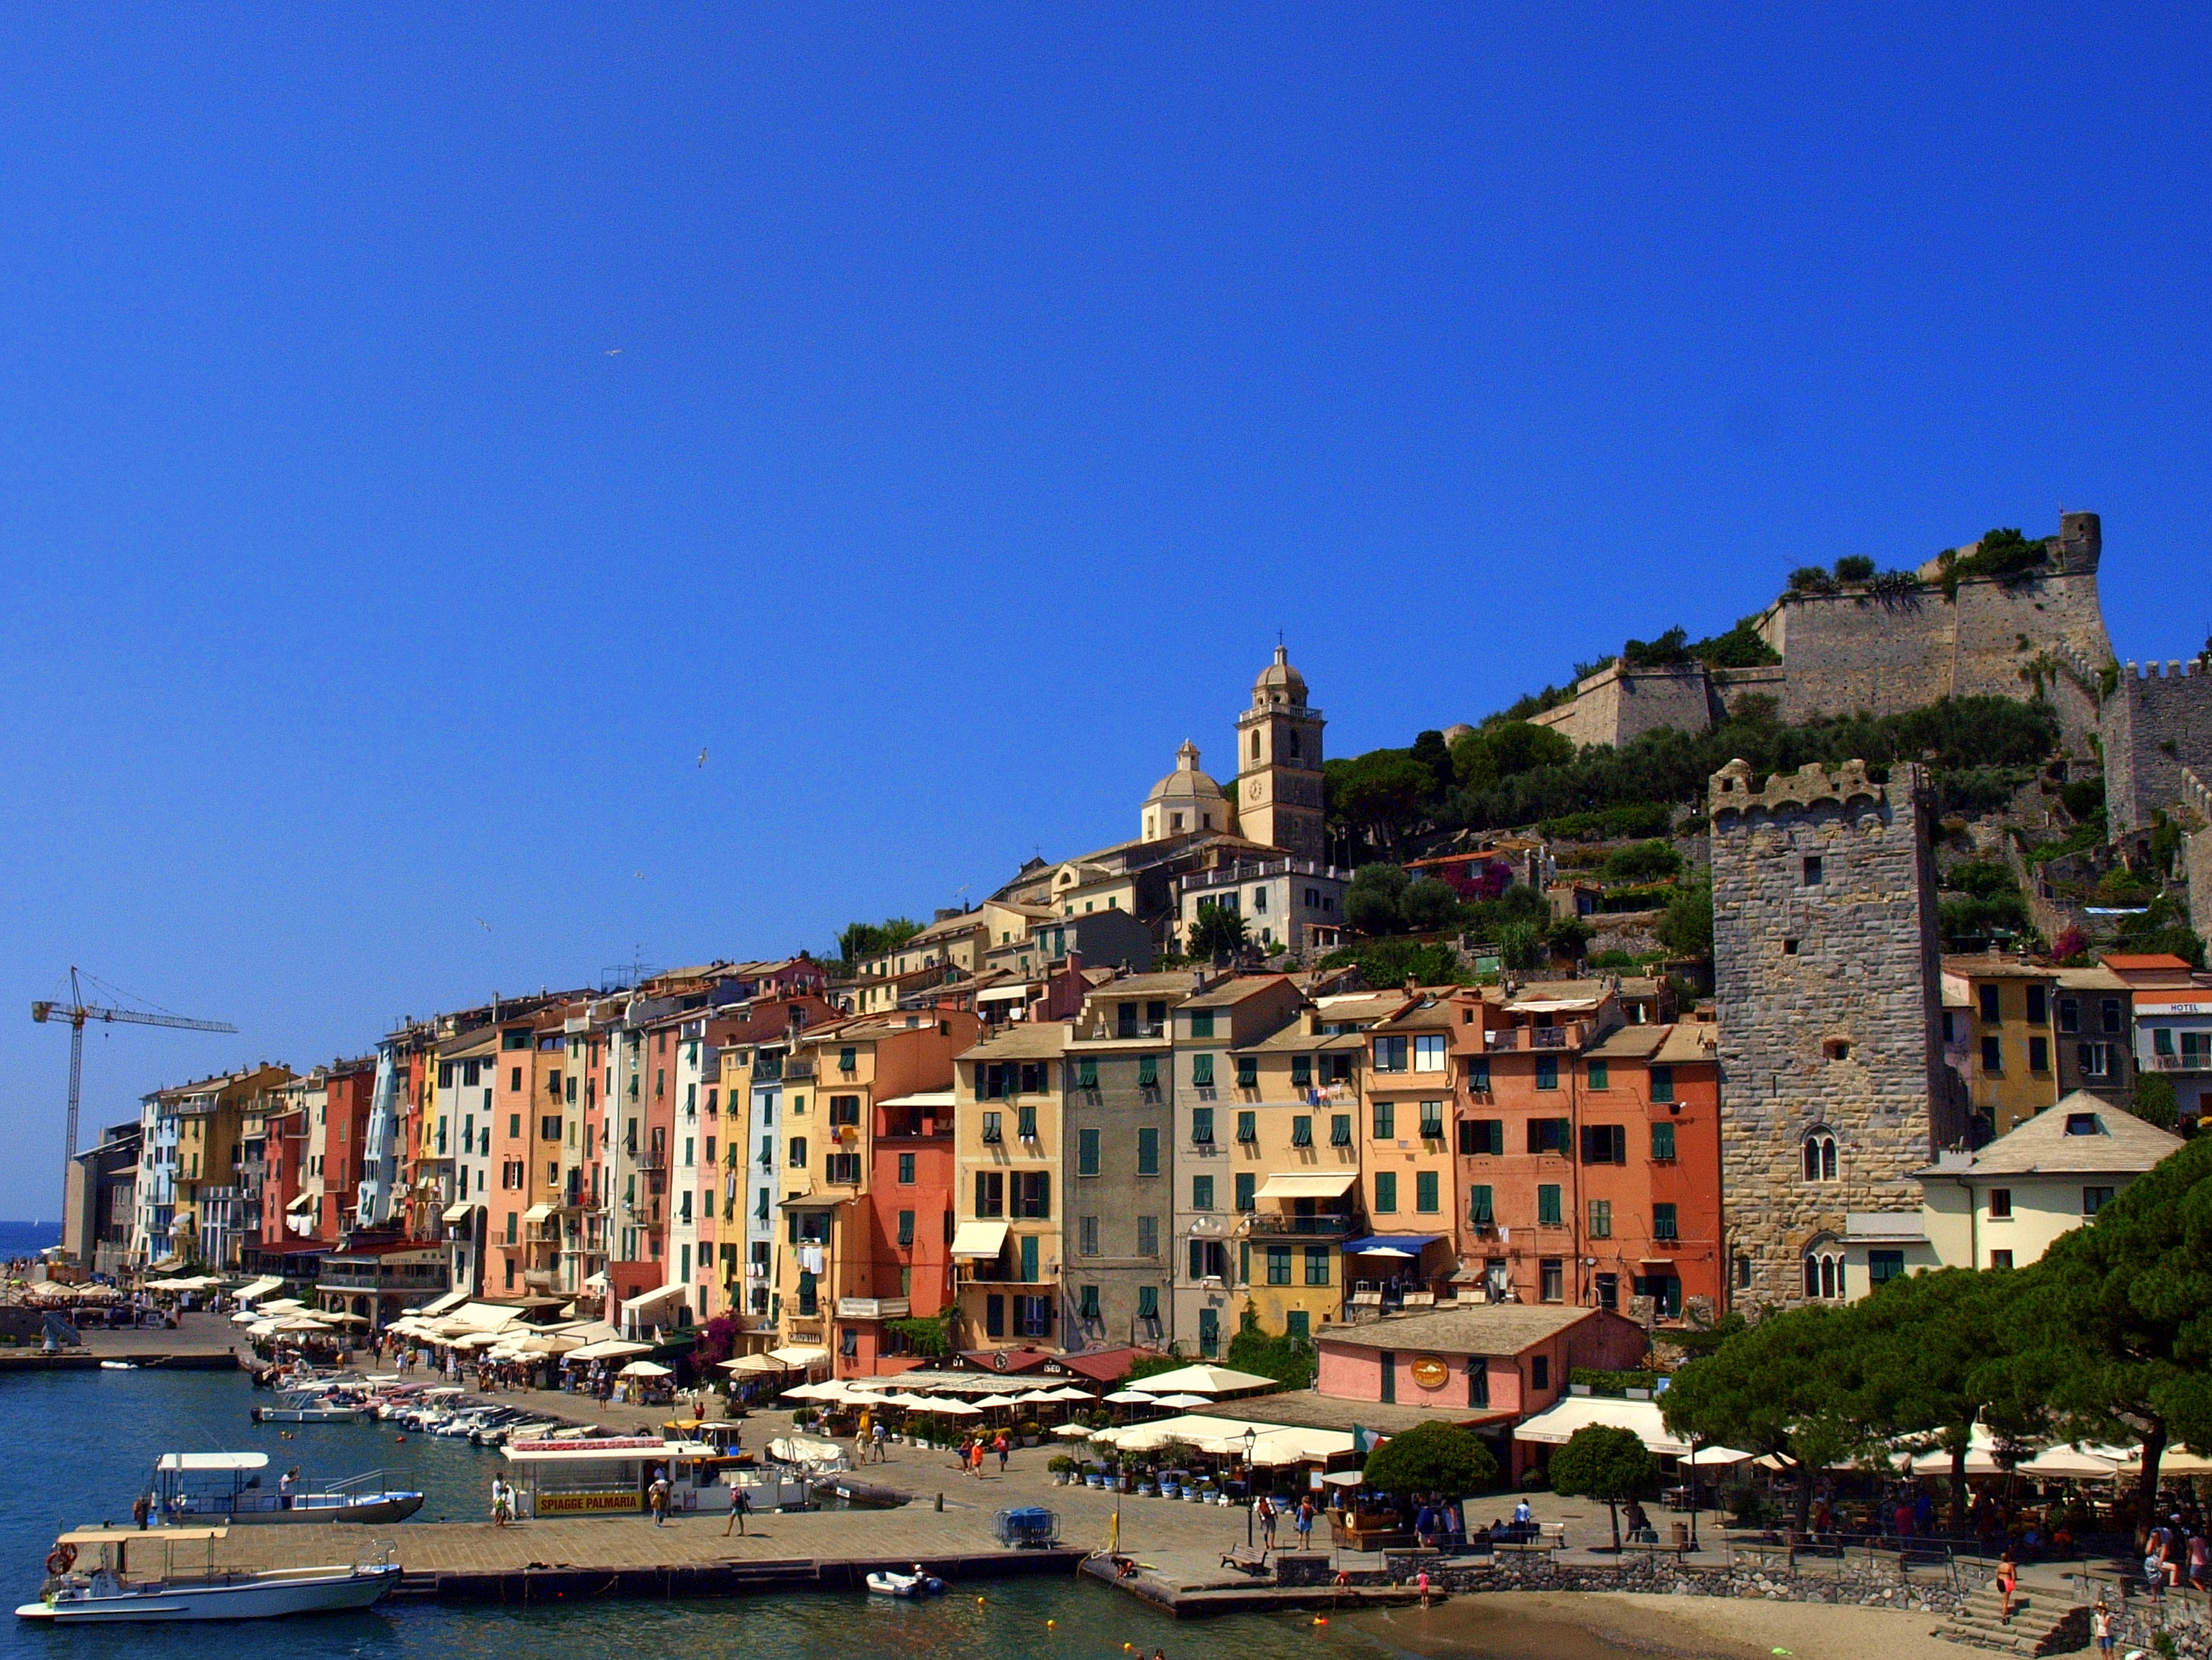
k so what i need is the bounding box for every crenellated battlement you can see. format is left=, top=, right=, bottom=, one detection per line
left=1710, top=757, right=1889, bottom=819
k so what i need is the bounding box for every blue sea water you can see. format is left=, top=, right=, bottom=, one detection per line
left=0, top=1224, right=62, bottom=1262
left=0, top=1368, right=1397, bottom=1660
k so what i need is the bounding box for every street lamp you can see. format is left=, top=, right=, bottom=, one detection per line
left=1244, top=1426, right=1259, bottom=1546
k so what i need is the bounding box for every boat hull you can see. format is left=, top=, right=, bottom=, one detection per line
left=17, top=1564, right=399, bottom=1623
left=180, top=1494, right=425, bottom=1526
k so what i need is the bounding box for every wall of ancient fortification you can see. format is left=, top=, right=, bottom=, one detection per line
left=1710, top=759, right=1952, bottom=1311
left=1530, top=663, right=1722, bottom=749
left=2106, top=659, right=2212, bottom=838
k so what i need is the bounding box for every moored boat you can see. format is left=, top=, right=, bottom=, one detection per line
left=151, top=1452, right=424, bottom=1526
left=16, top=1528, right=400, bottom=1623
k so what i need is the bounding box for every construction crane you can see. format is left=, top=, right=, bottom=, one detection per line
left=32, top=967, right=239, bottom=1170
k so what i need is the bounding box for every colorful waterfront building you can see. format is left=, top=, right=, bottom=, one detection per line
left=952, top=1020, right=1070, bottom=1354
left=1061, top=973, right=1191, bottom=1352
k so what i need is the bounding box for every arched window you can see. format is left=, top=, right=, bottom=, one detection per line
left=1802, top=1237, right=1845, bottom=1301
left=1802, top=1129, right=1837, bottom=1183
left=1251, top=729, right=1262, bottom=760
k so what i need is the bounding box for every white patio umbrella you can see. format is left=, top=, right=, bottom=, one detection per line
left=720, top=1354, right=786, bottom=1374
left=1152, top=1393, right=1212, bottom=1409
left=919, top=1397, right=983, bottom=1416
left=515, top=1332, right=584, bottom=1355
left=619, top=1359, right=673, bottom=1378
left=1104, top=1390, right=1157, bottom=1405
left=1043, top=1386, right=1095, bottom=1402
left=1117, top=1363, right=1275, bottom=1395
left=1052, top=1423, right=1093, bottom=1440
left=1011, top=1389, right=1060, bottom=1405
left=2015, top=1445, right=2126, bottom=1480
left=568, top=1339, right=651, bottom=1361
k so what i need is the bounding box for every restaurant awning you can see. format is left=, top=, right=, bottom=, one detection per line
left=975, top=984, right=1035, bottom=1003
left=1515, top=1395, right=1691, bottom=1457
left=950, top=1221, right=1011, bottom=1260
left=1254, top=1172, right=1359, bottom=1201
left=441, top=1201, right=475, bottom=1224
left=769, top=1345, right=830, bottom=1367
left=620, top=1282, right=688, bottom=1316
left=231, top=1275, right=284, bottom=1303
left=522, top=1203, right=556, bottom=1222
left=416, top=1288, right=470, bottom=1317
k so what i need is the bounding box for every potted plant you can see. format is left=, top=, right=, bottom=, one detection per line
left=1047, top=1455, right=1078, bottom=1486
left=1019, top=1420, right=1043, bottom=1448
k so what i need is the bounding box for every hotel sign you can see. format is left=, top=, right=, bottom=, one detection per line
left=537, top=1490, right=642, bottom=1515
left=1409, top=1357, right=1449, bottom=1390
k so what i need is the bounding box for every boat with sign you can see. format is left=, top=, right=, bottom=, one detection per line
left=17, top=1528, right=400, bottom=1623
left=151, top=1452, right=424, bottom=1525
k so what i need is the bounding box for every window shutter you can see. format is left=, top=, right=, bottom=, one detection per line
left=1527, top=1119, right=1542, bottom=1154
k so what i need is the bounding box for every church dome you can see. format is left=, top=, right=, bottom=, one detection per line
left=1141, top=740, right=1229, bottom=841
left=1252, top=643, right=1308, bottom=707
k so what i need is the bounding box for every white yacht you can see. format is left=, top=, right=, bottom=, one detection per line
left=151, top=1452, right=424, bottom=1526
left=18, top=1528, right=401, bottom=1623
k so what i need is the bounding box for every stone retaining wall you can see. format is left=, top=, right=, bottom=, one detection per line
left=1275, top=1547, right=1978, bottom=1614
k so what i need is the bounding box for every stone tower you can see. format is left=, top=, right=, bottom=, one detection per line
left=1234, top=646, right=1327, bottom=861
left=1710, top=758, right=1959, bottom=1310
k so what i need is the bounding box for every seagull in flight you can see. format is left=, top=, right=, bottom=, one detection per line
left=697, top=747, right=708, bottom=768
left=605, top=348, right=623, bottom=356
left=477, top=919, right=491, bottom=932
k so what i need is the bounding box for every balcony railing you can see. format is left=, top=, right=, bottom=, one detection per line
left=634, top=1147, right=667, bottom=1171
left=783, top=1058, right=816, bottom=1082
left=1485, top=1022, right=1587, bottom=1052
left=2148, top=1053, right=2209, bottom=1073
left=1243, top=1213, right=1353, bottom=1238
left=751, top=1060, right=784, bottom=1083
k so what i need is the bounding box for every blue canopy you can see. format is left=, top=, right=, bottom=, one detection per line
left=1341, top=1234, right=1444, bottom=1255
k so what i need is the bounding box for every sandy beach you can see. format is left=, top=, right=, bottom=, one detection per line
left=1347, top=1590, right=1969, bottom=1660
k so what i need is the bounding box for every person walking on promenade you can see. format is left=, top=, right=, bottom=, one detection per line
left=995, top=1432, right=1009, bottom=1474
left=724, top=1485, right=750, bottom=1537
left=1996, top=1550, right=2018, bottom=1623
left=2092, top=1594, right=2114, bottom=1657
left=491, top=1477, right=513, bottom=1528
left=1295, top=1497, right=1315, bottom=1550
left=1418, top=1568, right=1432, bottom=1610
left=1257, top=1494, right=1277, bottom=1552
left=872, top=1421, right=888, bottom=1464
left=648, top=1471, right=671, bottom=1527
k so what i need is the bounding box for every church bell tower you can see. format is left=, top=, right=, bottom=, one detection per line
left=1234, top=645, right=1326, bottom=861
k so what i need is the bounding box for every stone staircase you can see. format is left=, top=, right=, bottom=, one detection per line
left=1935, top=1583, right=2088, bottom=1656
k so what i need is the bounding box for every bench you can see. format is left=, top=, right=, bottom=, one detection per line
left=1218, top=1547, right=1272, bottom=1579
left=1492, top=1523, right=1567, bottom=1555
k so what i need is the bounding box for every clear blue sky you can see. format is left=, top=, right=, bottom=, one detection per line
left=3, top=6, right=2208, bottom=1217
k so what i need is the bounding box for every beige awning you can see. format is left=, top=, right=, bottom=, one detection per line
left=441, top=1201, right=475, bottom=1224
left=285, top=1193, right=316, bottom=1212
left=1254, top=1172, right=1359, bottom=1201
left=976, top=984, right=1035, bottom=1003
left=768, top=1344, right=830, bottom=1367
left=620, top=1281, right=688, bottom=1316
left=416, top=1288, right=470, bottom=1317
left=522, top=1202, right=555, bottom=1222
left=950, top=1220, right=1010, bottom=1260
left=231, top=1275, right=284, bottom=1303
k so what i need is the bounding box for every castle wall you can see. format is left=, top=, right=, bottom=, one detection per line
left=1530, top=664, right=1720, bottom=748
left=1772, top=567, right=2114, bottom=724
left=2184, top=769, right=2212, bottom=945
left=1710, top=760, right=1952, bottom=1311
left=2105, top=660, right=2212, bottom=838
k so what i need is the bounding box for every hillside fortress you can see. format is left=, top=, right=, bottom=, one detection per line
left=1530, top=510, right=2211, bottom=838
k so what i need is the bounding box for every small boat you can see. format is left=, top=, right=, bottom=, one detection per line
left=864, top=1567, right=945, bottom=1598
left=17, top=1528, right=400, bottom=1623
left=151, top=1453, right=424, bottom=1526
left=99, top=1362, right=139, bottom=1372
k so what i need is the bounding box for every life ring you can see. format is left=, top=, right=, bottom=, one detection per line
left=45, top=1545, right=76, bottom=1575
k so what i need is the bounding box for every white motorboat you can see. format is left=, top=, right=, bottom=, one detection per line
left=17, top=1528, right=400, bottom=1623
left=151, top=1453, right=425, bottom=1526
